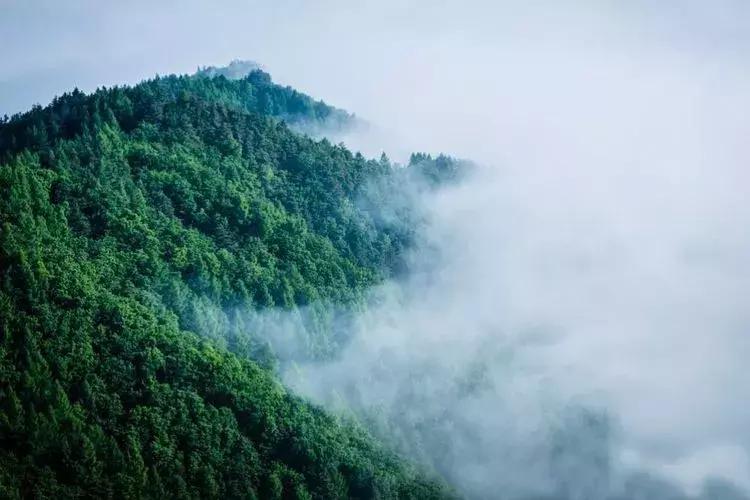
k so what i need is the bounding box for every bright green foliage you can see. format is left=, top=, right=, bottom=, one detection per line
left=0, top=71, right=456, bottom=498
left=0, top=70, right=421, bottom=358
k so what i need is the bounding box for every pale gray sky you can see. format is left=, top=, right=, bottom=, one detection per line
left=2, top=0, right=750, bottom=119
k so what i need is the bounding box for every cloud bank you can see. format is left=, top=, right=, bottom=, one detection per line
left=284, top=4, right=750, bottom=498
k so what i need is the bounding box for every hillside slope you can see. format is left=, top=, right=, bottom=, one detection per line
left=0, top=68, right=457, bottom=498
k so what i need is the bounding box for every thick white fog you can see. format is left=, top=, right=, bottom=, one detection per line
left=303, top=6, right=750, bottom=497
left=4, top=1, right=750, bottom=498
left=294, top=4, right=750, bottom=498
left=288, top=151, right=750, bottom=497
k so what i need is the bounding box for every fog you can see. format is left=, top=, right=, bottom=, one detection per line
left=287, top=153, right=750, bottom=497
left=4, top=1, right=750, bottom=498
left=305, top=6, right=750, bottom=497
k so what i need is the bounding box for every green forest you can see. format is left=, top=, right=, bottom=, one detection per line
left=0, top=67, right=462, bottom=498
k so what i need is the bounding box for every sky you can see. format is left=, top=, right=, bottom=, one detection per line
left=3, top=1, right=750, bottom=498
left=3, top=0, right=750, bottom=123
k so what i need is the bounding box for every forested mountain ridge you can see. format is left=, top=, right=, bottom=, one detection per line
left=0, top=66, right=461, bottom=498
left=1, top=65, right=355, bottom=158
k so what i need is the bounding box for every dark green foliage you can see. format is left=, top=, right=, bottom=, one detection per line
left=0, top=69, right=421, bottom=356
left=408, top=153, right=469, bottom=187
left=0, top=70, right=456, bottom=498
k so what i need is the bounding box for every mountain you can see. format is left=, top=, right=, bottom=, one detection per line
left=0, top=65, right=460, bottom=498
left=196, top=60, right=262, bottom=80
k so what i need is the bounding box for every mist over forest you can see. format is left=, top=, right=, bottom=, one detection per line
left=1, top=2, right=749, bottom=499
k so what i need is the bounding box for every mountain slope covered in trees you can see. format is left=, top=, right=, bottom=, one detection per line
left=0, top=67, right=460, bottom=498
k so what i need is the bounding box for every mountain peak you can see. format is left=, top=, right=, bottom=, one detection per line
left=196, top=59, right=261, bottom=80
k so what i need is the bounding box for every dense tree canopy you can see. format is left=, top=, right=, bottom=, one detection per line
left=0, top=68, right=459, bottom=498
